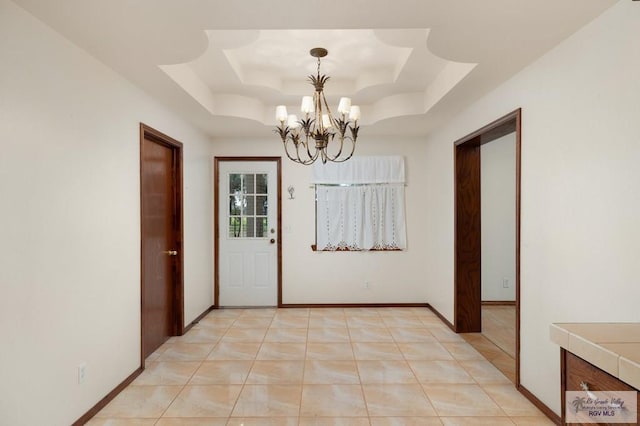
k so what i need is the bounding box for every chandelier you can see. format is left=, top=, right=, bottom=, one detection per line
left=275, top=48, right=360, bottom=165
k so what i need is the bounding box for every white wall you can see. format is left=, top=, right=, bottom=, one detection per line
left=481, top=132, right=516, bottom=301
left=424, top=1, right=640, bottom=414
left=211, top=136, right=430, bottom=304
left=0, top=1, right=213, bottom=424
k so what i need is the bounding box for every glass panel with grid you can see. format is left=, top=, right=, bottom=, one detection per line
left=228, top=173, right=268, bottom=238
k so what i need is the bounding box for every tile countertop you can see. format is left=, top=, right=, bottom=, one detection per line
left=550, top=323, right=640, bottom=390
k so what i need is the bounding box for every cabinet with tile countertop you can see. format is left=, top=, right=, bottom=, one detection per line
left=551, top=323, right=640, bottom=425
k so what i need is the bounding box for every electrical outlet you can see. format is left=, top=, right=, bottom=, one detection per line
left=78, top=363, right=87, bottom=384
left=363, top=281, right=371, bottom=289
left=502, top=278, right=509, bottom=288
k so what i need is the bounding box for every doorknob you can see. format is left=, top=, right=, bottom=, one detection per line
left=270, top=238, right=276, bottom=244
left=163, top=250, right=178, bottom=256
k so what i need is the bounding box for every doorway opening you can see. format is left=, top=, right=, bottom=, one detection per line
left=453, top=109, right=521, bottom=385
left=140, top=123, right=184, bottom=367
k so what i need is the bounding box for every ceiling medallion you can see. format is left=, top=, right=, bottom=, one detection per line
left=275, top=48, right=360, bottom=165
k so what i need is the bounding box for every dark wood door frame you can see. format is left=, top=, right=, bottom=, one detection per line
left=140, top=123, right=184, bottom=367
left=454, top=108, right=521, bottom=384
left=213, top=157, right=283, bottom=308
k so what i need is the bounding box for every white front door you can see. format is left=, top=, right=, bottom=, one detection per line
left=218, top=160, right=279, bottom=306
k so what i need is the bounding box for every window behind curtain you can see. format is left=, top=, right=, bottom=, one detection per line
left=313, top=156, right=407, bottom=251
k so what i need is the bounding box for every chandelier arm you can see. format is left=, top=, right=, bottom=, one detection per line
left=294, top=141, right=308, bottom=164
left=327, top=135, right=345, bottom=161
left=296, top=117, right=318, bottom=163
left=328, top=136, right=357, bottom=163
left=327, top=119, right=349, bottom=161
left=278, top=124, right=314, bottom=165
left=282, top=136, right=303, bottom=163
left=275, top=124, right=304, bottom=163
left=297, top=140, right=319, bottom=165
left=350, top=124, right=360, bottom=141
left=288, top=132, right=320, bottom=165
left=307, top=146, right=320, bottom=164
left=335, top=132, right=359, bottom=162
left=304, top=132, right=316, bottom=160
left=293, top=145, right=306, bottom=164
left=320, top=147, right=328, bottom=164
left=283, top=138, right=316, bottom=165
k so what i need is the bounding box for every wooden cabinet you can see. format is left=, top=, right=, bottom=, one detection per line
left=561, top=349, right=639, bottom=425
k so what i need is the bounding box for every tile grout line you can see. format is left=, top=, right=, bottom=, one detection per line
left=226, top=308, right=274, bottom=421
left=297, top=309, right=311, bottom=421
left=151, top=314, right=230, bottom=421
left=213, top=318, right=237, bottom=425
left=348, top=310, right=372, bottom=423
left=392, top=312, right=442, bottom=420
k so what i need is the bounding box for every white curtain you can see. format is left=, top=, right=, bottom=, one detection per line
left=314, top=156, right=407, bottom=251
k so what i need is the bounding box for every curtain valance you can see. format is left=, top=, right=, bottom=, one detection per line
left=312, top=156, right=405, bottom=185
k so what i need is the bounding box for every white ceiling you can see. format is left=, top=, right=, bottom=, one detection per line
left=161, top=28, right=475, bottom=128
left=14, top=0, right=617, bottom=139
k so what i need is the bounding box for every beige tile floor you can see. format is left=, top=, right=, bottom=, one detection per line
left=461, top=305, right=517, bottom=383
left=482, top=306, right=516, bottom=358
left=88, top=307, right=554, bottom=425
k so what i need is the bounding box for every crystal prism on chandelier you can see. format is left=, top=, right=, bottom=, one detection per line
left=275, top=48, right=360, bottom=165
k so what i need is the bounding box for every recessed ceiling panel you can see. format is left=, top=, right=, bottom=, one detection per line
left=162, top=28, right=475, bottom=126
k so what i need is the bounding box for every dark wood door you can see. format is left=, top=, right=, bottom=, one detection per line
left=141, top=132, right=179, bottom=359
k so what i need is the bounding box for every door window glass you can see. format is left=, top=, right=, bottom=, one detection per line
left=228, top=173, right=268, bottom=238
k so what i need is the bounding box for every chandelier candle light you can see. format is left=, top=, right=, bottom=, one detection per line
left=275, top=48, right=360, bottom=165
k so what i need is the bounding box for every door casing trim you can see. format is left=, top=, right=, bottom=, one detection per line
left=213, top=156, right=283, bottom=307
left=453, top=108, right=521, bottom=386
left=140, top=123, right=184, bottom=368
